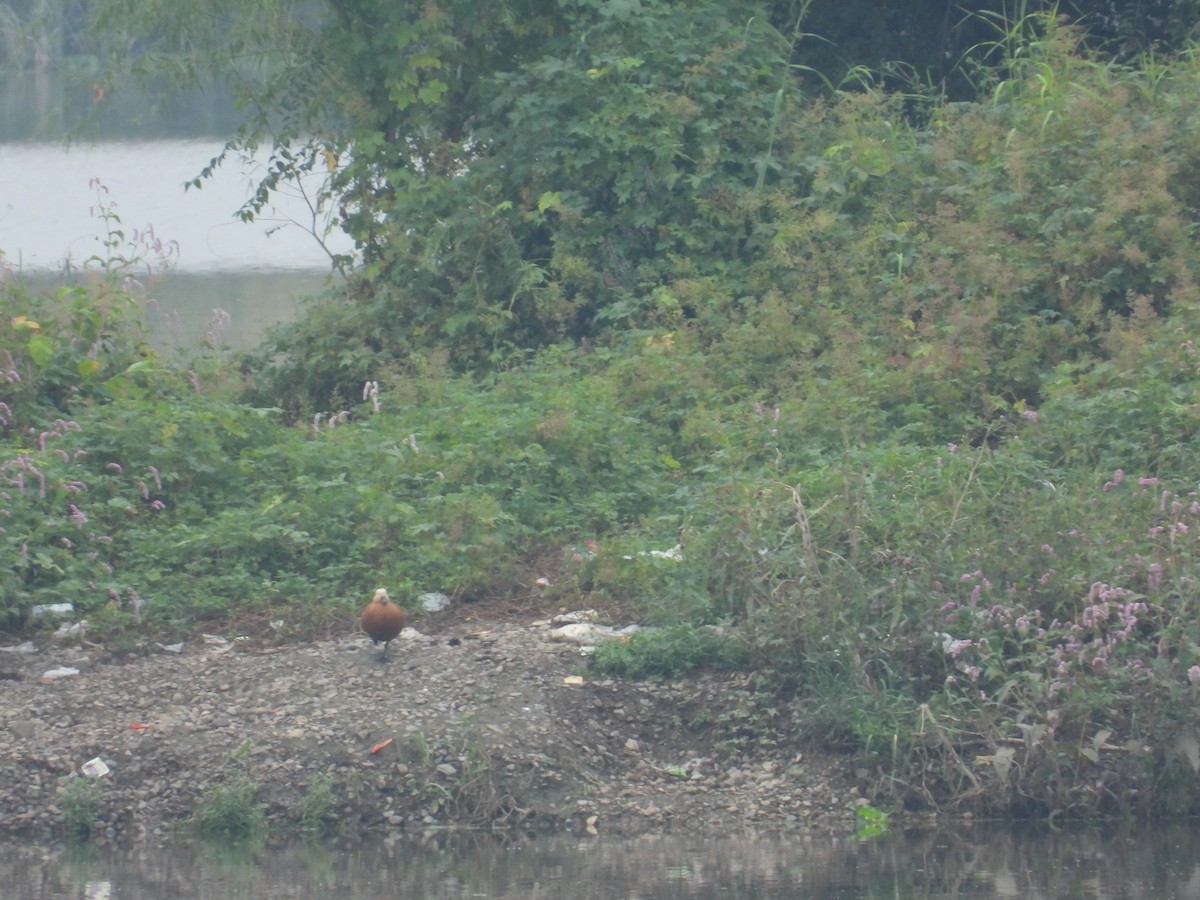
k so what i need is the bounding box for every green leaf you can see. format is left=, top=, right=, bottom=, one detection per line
left=27, top=333, right=55, bottom=366
left=418, top=80, right=449, bottom=104
left=410, top=53, right=441, bottom=70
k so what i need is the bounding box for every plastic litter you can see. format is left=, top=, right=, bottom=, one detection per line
left=623, top=544, right=682, bottom=561
left=81, top=757, right=110, bottom=778
left=419, top=592, right=450, bottom=612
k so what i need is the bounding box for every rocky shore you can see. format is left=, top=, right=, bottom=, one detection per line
left=0, top=605, right=862, bottom=842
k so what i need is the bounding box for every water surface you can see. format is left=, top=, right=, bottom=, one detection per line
left=7, top=824, right=1200, bottom=899
left=1, top=71, right=348, bottom=349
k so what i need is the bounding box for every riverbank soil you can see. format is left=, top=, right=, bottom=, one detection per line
left=0, top=599, right=863, bottom=842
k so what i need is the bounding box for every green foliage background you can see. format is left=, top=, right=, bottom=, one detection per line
left=5, top=2, right=1200, bottom=820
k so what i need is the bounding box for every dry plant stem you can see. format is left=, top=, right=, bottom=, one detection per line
left=916, top=703, right=982, bottom=796
left=945, top=443, right=989, bottom=540
left=776, top=481, right=833, bottom=578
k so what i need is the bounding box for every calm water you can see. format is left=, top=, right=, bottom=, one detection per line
left=7, top=824, right=1200, bottom=899
left=0, top=138, right=353, bottom=274
left=1, top=72, right=348, bottom=348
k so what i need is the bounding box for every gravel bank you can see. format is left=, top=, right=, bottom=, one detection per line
left=0, top=607, right=861, bottom=842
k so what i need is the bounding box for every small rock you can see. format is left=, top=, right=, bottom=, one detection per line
left=419, top=592, right=450, bottom=612
left=53, top=621, right=88, bottom=639
left=546, top=623, right=613, bottom=644
left=39, top=667, right=80, bottom=682
left=552, top=610, right=599, bottom=625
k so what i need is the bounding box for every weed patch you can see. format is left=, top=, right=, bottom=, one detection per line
left=190, top=778, right=267, bottom=841
left=592, top=624, right=749, bottom=680
left=58, top=777, right=102, bottom=839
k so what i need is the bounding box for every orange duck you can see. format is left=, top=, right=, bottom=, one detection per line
left=361, top=588, right=406, bottom=660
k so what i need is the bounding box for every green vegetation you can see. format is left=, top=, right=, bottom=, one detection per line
left=5, top=5, right=1200, bottom=821
left=190, top=778, right=268, bottom=841
left=57, top=777, right=102, bottom=839
left=854, top=804, right=890, bottom=840
left=298, top=773, right=338, bottom=835
left=593, top=625, right=750, bottom=680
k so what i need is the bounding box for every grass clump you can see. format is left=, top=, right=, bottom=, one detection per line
left=297, top=773, right=338, bottom=835
left=592, top=624, right=749, bottom=680
left=58, top=777, right=102, bottom=839
left=190, top=778, right=267, bottom=841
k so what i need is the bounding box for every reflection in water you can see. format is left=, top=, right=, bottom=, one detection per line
left=142, top=270, right=333, bottom=351
left=1, top=104, right=348, bottom=350
left=5, top=269, right=325, bottom=353
left=0, top=70, right=245, bottom=143
left=1, top=72, right=351, bottom=354
left=0, top=69, right=346, bottom=350
left=6, top=825, right=1200, bottom=899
